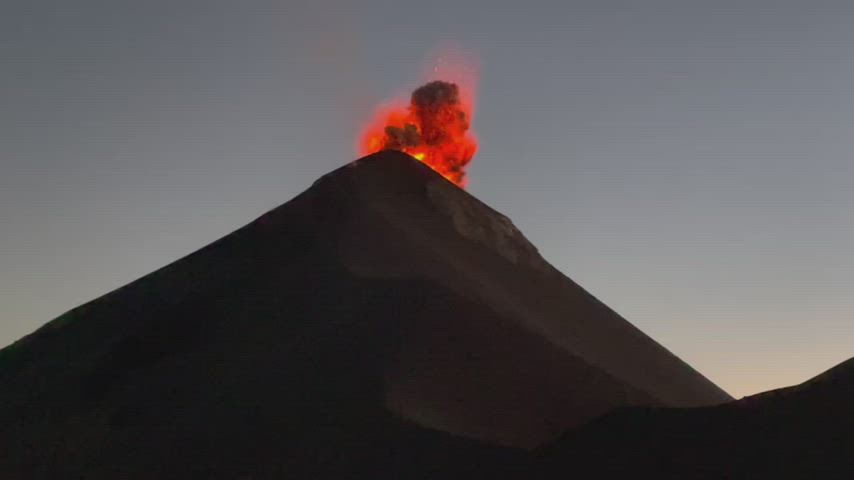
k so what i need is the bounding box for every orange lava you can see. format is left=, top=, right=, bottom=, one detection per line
left=358, top=80, right=478, bottom=187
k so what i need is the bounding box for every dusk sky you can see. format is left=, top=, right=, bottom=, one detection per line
left=3, top=0, right=853, bottom=398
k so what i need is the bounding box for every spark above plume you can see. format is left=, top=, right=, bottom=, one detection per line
left=360, top=80, right=478, bottom=187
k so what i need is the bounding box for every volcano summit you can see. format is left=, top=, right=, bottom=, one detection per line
left=0, top=151, right=730, bottom=478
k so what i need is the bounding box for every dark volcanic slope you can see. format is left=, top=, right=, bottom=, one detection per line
left=0, top=151, right=728, bottom=477
left=540, top=356, right=854, bottom=479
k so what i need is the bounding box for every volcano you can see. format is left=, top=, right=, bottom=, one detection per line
left=0, top=151, right=730, bottom=478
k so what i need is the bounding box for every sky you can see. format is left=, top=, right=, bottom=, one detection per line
left=2, top=0, right=853, bottom=398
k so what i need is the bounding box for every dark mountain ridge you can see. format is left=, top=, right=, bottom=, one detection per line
left=540, top=354, right=854, bottom=479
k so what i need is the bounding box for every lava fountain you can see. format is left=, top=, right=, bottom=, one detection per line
left=359, top=80, right=478, bottom=187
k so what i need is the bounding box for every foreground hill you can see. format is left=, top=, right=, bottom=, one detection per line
left=540, top=356, right=854, bottom=478
left=0, top=151, right=728, bottom=477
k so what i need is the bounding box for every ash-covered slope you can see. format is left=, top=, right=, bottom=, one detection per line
left=540, top=355, right=854, bottom=479
left=321, top=152, right=731, bottom=446
left=0, top=151, right=728, bottom=477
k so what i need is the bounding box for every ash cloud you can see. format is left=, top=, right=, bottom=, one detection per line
left=383, top=81, right=468, bottom=148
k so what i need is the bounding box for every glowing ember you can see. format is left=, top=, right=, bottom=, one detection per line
left=359, top=80, right=478, bottom=187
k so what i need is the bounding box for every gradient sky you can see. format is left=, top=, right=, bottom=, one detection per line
left=3, top=0, right=853, bottom=398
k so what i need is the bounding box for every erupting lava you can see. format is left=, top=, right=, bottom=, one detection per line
left=359, top=80, right=478, bottom=187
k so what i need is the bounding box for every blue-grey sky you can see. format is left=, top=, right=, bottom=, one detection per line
left=2, top=0, right=853, bottom=397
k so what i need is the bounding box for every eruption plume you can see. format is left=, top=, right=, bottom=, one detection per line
left=359, top=80, right=478, bottom=187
